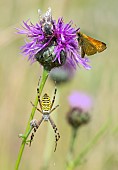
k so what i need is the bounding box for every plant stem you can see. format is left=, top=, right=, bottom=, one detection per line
left=70, top=128, right=78, bottom=154
left=14, top=68, right=49, bottom=170
left=66, top=128, right=77, bottom=170
left=66, top=123, right=108, bottom=170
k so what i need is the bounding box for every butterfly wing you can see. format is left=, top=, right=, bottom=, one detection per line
left=87, top=35, right=107, bottom=53
left=77, top=32, right=107, bottom=58
left=78, top=32, right=97, bottom=57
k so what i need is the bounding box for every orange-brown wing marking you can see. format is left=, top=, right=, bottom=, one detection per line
left=82, top=40, right=97, bottom=56
left=77, top=32, right=107, bottom=57
left=86, top=36, right=107, bottom=53
left=80, top=34, right=97, bottom=56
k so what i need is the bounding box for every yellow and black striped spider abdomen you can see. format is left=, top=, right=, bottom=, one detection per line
left=41, top=93, right=51, bottom=112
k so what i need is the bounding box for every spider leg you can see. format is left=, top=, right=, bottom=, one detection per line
left=37, top=77, right=43, bottom=110
left=48, top=117, right=60, bottom=152
left=30, top=101, right=42, bottom=114
left=50, top=105, right=59, bottom=114
left=50, top=87, right=57, bottom=109
left=29, top=118, right=43, bottom=146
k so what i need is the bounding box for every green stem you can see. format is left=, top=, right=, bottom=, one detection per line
left=67, top=128, right=78, bottom=166
left=14, top=68, right=49, bottom=170
left=70, top=128, right=78, bottom=154
left=66, top=123, right=109, bottom=170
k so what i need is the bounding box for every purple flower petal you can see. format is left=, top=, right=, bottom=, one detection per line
left=68, top=91, right=93, bottom=112
left=17, top=8, right=91, bottom=69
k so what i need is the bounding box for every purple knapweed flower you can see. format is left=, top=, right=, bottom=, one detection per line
left=67, top=91, right=93, bottom=128
left=17, top=8, right=91, bottom=71
left=68, top=91, right=93, bottom=112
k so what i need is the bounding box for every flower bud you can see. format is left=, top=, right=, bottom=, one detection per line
left=50, top=62, right=75, bottom=85
left=67, top=107, right=90, bottom=129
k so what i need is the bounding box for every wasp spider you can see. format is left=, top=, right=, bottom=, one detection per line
left=30, top=78, right=60, bottom=152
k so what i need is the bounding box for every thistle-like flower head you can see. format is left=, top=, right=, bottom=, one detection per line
left=67, top=91, right=93, bottom=129
left=17, top=8, right=91, bottom=70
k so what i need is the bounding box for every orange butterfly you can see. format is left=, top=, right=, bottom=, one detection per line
left=77, top=32, right=107, bottom=58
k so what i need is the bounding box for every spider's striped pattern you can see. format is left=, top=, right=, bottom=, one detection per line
left=30, top=77, right=60, bottom=152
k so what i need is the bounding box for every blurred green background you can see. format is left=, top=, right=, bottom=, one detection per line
left=0, top=0, right=118, bottom=169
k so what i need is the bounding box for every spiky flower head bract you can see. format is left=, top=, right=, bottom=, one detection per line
left=67, top=107, right=90, bottom=129
left=17, top=8, right=91, bottom=71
